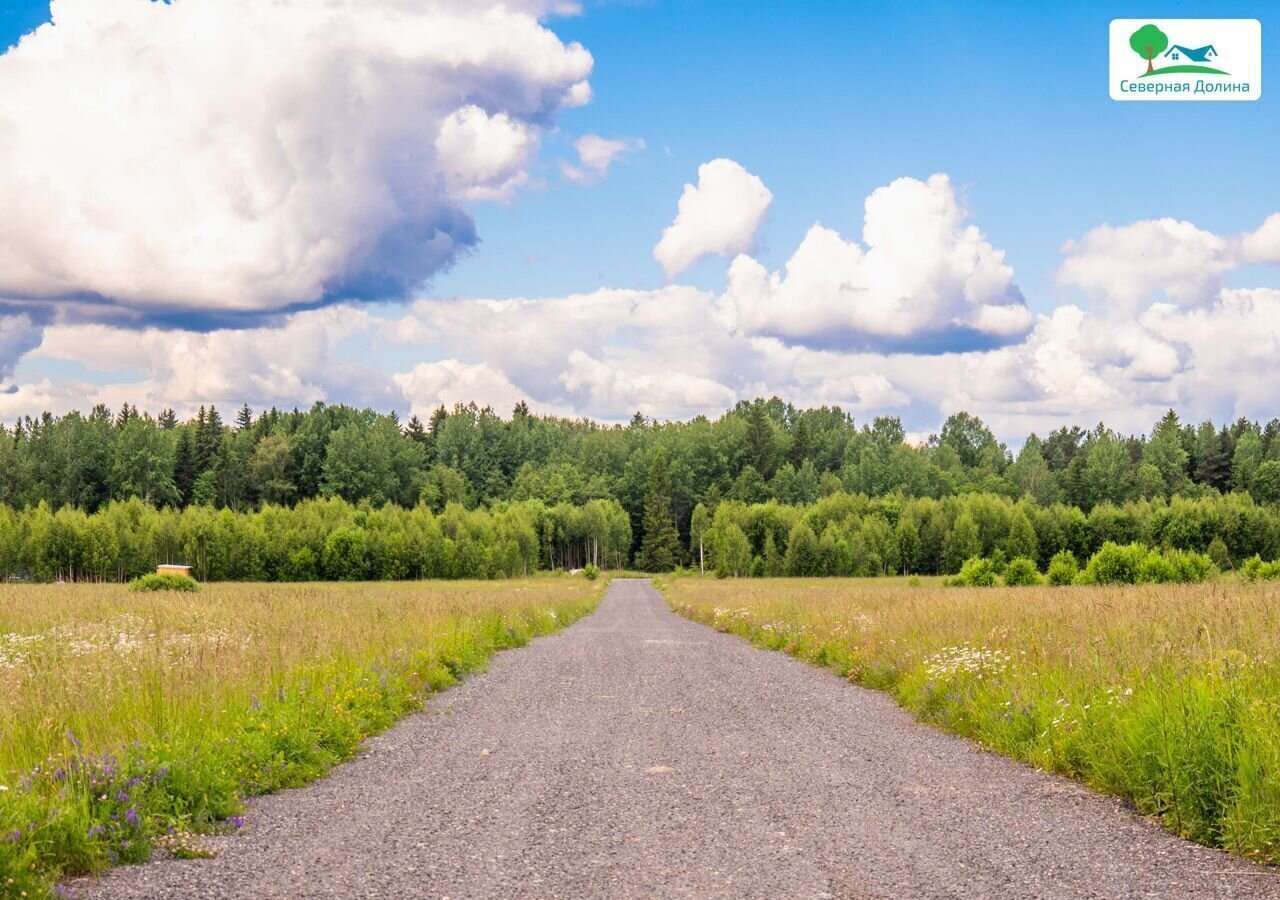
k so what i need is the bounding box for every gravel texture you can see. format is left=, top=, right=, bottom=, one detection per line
left=78, top=578, right=1280, bottom=899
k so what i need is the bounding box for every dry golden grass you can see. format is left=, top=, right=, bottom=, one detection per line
left=0, top=578, right=597, bottom=777
left=1, top=577, right=601, bottom=892
left=666, top=575, right=1280, bottom=862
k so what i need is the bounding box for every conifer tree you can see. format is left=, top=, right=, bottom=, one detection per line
left=636, top=451, right=681, bottom=572
left=173, top=427, right=197, bottom=506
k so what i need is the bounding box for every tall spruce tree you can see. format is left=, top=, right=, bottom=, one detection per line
left=636, top=450, right=681, bottom=572
left=405, top=415, right=429, bottom=447
left=194, top=405, right=224, bottom=475
left=173, top=427, right=197, bottom=506
left=745, top=400, right=779, bottom=478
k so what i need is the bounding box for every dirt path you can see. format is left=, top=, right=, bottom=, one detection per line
left=80, top=579, right=1280, bottom=899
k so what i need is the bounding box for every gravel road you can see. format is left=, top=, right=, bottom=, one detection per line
left=79, top=578, right=1280, bottom=899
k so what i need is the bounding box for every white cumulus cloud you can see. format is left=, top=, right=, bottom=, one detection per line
left=435, top=106, right=540, bottom=203
left=722, top=173, right=1030, bottom=349
left=393, top=360, right=541, bottom=419
left=653, top=159, right=772, bottom=279
left=0, top=0, right=592, bottom=318
left=18, top=306, right=395, bottom=418
left=1058, top=218, right=1230, bottom=311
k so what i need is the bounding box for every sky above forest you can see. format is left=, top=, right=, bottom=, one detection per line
left=0, top=0, right=1276, bottom=441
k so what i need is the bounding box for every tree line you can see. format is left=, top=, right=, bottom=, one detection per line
left=0, top=497, right=631, bottom=583
left=690, top=490, right=1277, bottom=579
left=2, top=398, right=1280, bottom=577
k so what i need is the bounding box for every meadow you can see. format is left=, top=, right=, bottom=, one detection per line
left=0, top=578, right=601, bottom=896
left=665, top=575, right=1280, bottom=864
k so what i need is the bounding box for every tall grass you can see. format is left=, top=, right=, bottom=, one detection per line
left=665, top=576, right=1280, bottom=864
left=0, top=578, right=600, bottom=896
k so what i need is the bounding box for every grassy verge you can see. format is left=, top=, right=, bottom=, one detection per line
left=663, top=575, right=1280, bottom=864
left=1, top=577, right=603, bottom=897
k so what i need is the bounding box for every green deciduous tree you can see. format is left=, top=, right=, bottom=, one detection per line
left=1130, top=23, right=1169, bottom=74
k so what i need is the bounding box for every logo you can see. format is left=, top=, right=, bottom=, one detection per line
left=1110, top=19, right=1261, bottom=101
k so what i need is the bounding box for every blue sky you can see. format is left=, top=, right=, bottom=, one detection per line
left=0, top=0, right=1276, bottom=438
left=436, top=0, right=1278, bottom=308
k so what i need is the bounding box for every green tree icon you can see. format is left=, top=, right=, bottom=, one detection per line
left=1129, top=24, right=1169, bottom=75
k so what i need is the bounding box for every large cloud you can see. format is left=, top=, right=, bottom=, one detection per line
left=10, top=282, right=1280, bottom=439
left=722, top=174, right=1031, bottom=351
left=0, top=0, right=592, bottom=320
left=1058, top=214, right=1280, bottom=311
left=5, top=156, right=1280, bottom=441
left=9, top=306, right=397, bottom=419
left=653, top=159, right=773, bottom=279
left=1057, top=219, right=1230, bottom=311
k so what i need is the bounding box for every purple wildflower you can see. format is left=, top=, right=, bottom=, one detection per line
left=124, top=808, right=139, bottom=826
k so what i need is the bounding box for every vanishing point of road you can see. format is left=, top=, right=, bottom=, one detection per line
left=81, top=579, right=1280, bottom=899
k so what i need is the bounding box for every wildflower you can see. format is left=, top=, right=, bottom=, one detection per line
left=124, top=808, right=139, bottom=826
left=924, top=644, right=1012, bottom=681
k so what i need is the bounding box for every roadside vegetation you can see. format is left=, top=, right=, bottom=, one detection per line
left=666, top=575, right=1280, bottom=865
left=0, top=578, right=601, bottom=896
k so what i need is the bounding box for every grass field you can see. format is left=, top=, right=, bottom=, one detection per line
left=0, top=577, right=602, bottom=896
left=664, top=575, right=1280, bottom=865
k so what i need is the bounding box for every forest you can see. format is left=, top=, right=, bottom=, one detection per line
left=2, top=397, right=1280, bottom=580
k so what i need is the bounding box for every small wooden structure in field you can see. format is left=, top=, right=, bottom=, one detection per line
left=156, top=564, right=193, bottom=578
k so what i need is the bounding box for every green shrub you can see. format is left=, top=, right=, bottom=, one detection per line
left=581, top=564, right=600, bottom=581
left=907, top=575, right=922, bottom=587
left=950, top=556, right=998, bottom=587
left=1241, top=555, right=1280, bottom=581
left=1206, top=536, right=1231, bottom=571
left=988, top=548, right=1008, bottom=576
left=1165, top=548, right=1215, bottom=583
left=1137, top=548, right=1178, bottom=584
left=129, top=573, right=199, bottom=592
left=1046, top=550, right=1079, bottom=586
left=1083, top=542, right=1215, bottom=585
left=1002, top=557, right=1042, bottom=586
left=1082, top=542, right=1147, bottom=584
left=281, top=547, right=318, bottom=582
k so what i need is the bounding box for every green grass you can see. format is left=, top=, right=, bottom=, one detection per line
left=0, top=577, right=602, bottom=897
left=665, top=575, right=1280, bottom=866
left=1143, top=65, right=1229, bottom=76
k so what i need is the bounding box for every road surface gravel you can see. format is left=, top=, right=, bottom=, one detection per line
left=79, top=578, right=1280, bottom=899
